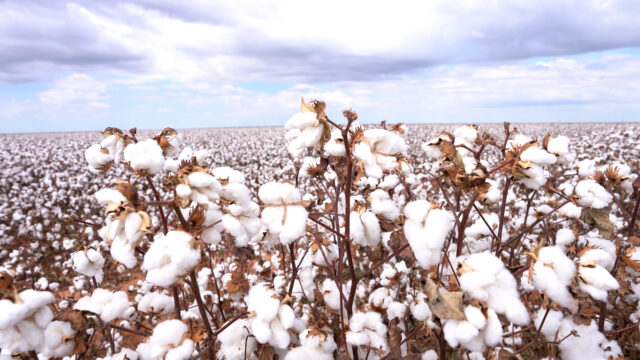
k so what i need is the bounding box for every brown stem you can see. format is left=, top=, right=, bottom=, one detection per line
left=503, top=199, right=571, bottom=249
left=213, top=311, right=249, bottom=336
left=456, top=192, right=479, bottom=257
left=287, top=243, right=298, bottom=296
left=173, top=285, right=182, bottom=320
left=358, top=243, right=410, bottom=279
left=495, top=177, right=511, bottom=256
left=189, top=270, right=214, bottom=337
left=146, top=176, right=168, bottom=235
left=106, top=322, right=151, bottom=337
left=308, top=216, right=346, bottom=239
left=606, top=322, right=639, bottom=336
left=598, top=301, right=607, bottom=332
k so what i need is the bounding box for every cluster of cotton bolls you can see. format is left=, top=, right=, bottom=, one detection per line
left=3, top=108, right=640, bottom=360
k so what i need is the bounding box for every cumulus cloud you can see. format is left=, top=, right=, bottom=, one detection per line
left=1, top=0, right=640, bottom=83
left=38, top=73, right=110, bottom=107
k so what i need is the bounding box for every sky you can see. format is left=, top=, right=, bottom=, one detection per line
left=1, top=0, right=640, bottom=133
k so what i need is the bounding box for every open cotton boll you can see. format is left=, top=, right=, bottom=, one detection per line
left=94, top=188, right=127, bottom=204
left=520, top=145, right=557, bottom=165
left=577, top=159, right=597, bottom=178
left=298, top=157, right=321, bottom=178
left=321, top=278, right=347, bottom=311
left=508, top=134, right=533, bottom=148
left=354, top=141, right=383, bottom=178
left=453, top=125, right=478, bottom=145
left=546, top=136, right=572, bottom=163
left=0, top=290, right=54, bottom=353
left=137, top=320, right=194, bottom=360
left=285, top=111, right=324, bottom=158
left=534, top=308, right=564, bottom=339
left=532, top=247, right=576, bottom=310
left=44, top=321, right=76, bottom=357
left=201, top=204, right=225, bottom=245
left=259, top=182, right=308, bottom=245
left=554, top=318, right=622, bottom=360
left=404, top=200, right=454, bottom=269
left=246, top=283, right=296, bottom=349
left=465, top=213, right=499, bottom=239
left=85, top=144, right=114, bottom=173
left=443, top=305, right=503, bottom=352
left=369, top=189, right=400, bottom=220
left=346, top=311, right=389, bottom=358
left=324, top=128, right=346, bottom=156
left=519, top=164, right=547, bottom=190
left=387, top=301, right=407, bottom=321
left=555, top=228, right=575, bottom=249
left=558, top=202, right=581, bottom=219
left=458, top=252, right=530, bottom=326
left=575, top=180, right=612, bottom=209
left=142, top=231, right=200, bottom=287
left=350, top=211, right=381, bottom=246
left=74, top=289, right=129, bottom=322
left=72, top=248, right=105, bottom=282
left=217, top=319, right=256, bottom=360
left=364, top=129, right=408, bottom=155
left=123, top=139, right=165, bottom=175
left=285, top=329, right=337, bottom=360
left=138, top=291, right=175, bottom=315
left=211, top=166, right=246, bottom=184
left=578, top=250, right=619, bottom=301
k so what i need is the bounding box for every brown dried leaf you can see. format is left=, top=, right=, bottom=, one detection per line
left=424, top=279, right=465, bottom=320
left=580, top=207, right=614, bottom=239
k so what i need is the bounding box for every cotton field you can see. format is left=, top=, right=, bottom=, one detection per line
left=0, top=106, right=639, bottom=360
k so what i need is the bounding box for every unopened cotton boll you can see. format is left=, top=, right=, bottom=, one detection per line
left=575, top=180, right=612, bottom=209
left=143, top=231, right=200, bottom=287
left=123, top=139, right=165, bottom=175
left=404, top=200, right=454, bottom=269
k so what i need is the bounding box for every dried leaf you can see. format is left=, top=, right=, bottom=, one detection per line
left=423, top=279, right=465, bottom=320
left=580, top=207, right=614, bottom=239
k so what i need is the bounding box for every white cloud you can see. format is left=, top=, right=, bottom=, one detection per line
left=38, top=73, right=110, bottom=107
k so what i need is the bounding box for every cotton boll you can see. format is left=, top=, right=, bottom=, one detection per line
left=350, top=211, right=381, bottom=246
left=520, top=146, right=557, bottom=165
left=138, top=292, right=175, bottom=315
left=558, top=202, right=581, bottom=219
left=578, top=250, right=619, bottom=301
left=532, top=247, right=576, bottom=310
left=320, top=279, right=345, bottom=311
left=285, top=111, right=325, bottom=158
left=217, top=319, right=256, bottom=360
left=324, top=128, right=346, bottom=157
left=458, top=252, right=530, bottom=326
left=72, top=248, right=105, bottom=282
left=346, top=311, right=389, bottom=357
left=369, top=190, right=400, bottom=220
left=43, top=321, right=76, bottom=357
left=574, top=180, right=612, bottom=209
left=577, top=159, right=596, bottom=178
left=0, top=290, right=54, bottom=352
left=137, top=320, right=191, bottom=360
left=259, top=182, right=308, bottom=245
left=555, top=228, right=575, bottom=249
left=123, top=139, right=165, bottom=175
left=211, top=166, right=245, bottom=184
left=85, top=144, right=114, bottom=173
left=74, top=289, right=129, bottom=322
left=404, top=200, right=454, bottom=269
left=143, top=231, right=200, bottom=287
left=246, top=283, right=297, bottom=349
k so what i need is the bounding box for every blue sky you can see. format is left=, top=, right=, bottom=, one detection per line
left=1, top=1, right=640, bottom=133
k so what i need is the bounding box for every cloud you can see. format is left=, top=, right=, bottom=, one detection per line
left=1, top=1, right=640, bottom=83
left=38, top=73, right=110, bottom=107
